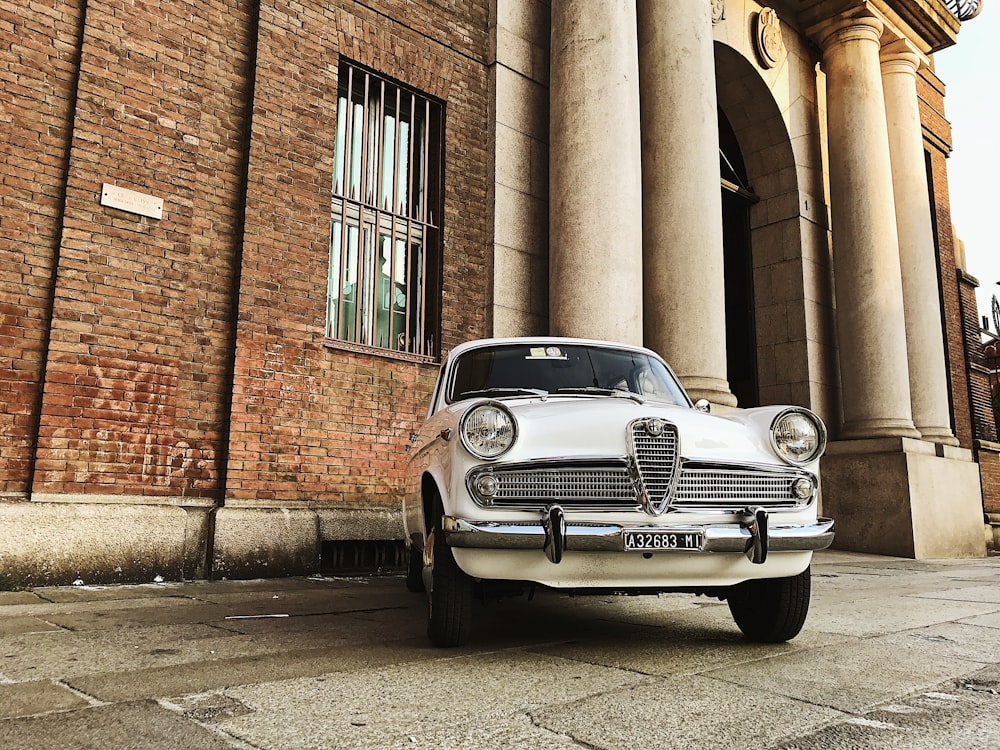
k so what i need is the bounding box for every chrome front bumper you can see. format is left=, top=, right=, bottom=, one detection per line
left=442, top=507, right=835, bottom=565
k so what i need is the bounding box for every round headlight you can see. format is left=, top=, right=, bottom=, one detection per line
left=771, top=408, right=827, bottom=465
left=460, top=402, right=517, bottom=459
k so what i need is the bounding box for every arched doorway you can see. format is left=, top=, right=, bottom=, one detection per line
left=713, top=41, right=837, bottom=419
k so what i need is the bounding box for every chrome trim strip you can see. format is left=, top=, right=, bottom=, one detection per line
left=468, top=455, right=816, bottom=477
left=442, top=515, right=835, bottom=554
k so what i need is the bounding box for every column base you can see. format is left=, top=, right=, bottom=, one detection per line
left=821, top=437, right=986, bottom=559
left=916, top=426, right=960, bottom=446
left=839, top=418, right=921, bottom=440
left=681, top=376, right=738, bottom=408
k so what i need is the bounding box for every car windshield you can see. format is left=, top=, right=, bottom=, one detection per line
left=447, top=343, right=689, bottom=406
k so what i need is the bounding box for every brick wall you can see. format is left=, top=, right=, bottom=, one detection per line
left=958, top=275, right=1000, bottom=516
left=224, top=0, right=491, bottom=506
left=981, top=448, right=1000, bottom=516
left=923, top=63, right=997, bottom=524
left=26, top=0, right=254, bottom=497
left=9, top=0, right=489, bottom=508
left=0, top=0, right=84, bottom=497
left=960, top=275, right=998, bottom=441
left=919, top=67, right=975, bottom=448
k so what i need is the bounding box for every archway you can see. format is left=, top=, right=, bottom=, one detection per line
left=714, top=42, right=834, bottom=414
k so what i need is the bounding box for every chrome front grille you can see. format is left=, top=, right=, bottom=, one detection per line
left=468, top=418, right=812, bottom=512
left=471, top=465, right=634, bottom=507
left=673, top=469, right=804, bottom=509
left=629, top=420, right=680, bottom=501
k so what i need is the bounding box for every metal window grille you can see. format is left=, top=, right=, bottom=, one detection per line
left=328, top=63, right=442, bottom=357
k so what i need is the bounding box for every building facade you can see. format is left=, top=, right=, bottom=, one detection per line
left=966, top=280, right=1000, bottom=545
left=0, top=0, right=992, bottom=585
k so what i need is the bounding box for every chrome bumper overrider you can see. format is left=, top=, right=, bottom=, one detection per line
left=442, top=506, right=835, bottom=566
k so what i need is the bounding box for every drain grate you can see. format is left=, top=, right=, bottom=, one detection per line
left=320, top=540, right=406, bottom=576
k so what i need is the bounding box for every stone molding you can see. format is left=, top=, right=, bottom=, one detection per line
left=28, top=493, right=217, bottom=507
left=800, top=0, right=959, bottom=54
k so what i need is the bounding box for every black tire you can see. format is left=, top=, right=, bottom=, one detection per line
left=426, top=519, right=474, bottom=647
left=405, top=542, right=425, bottom=593
left=727, top=566, right=811, bottom=643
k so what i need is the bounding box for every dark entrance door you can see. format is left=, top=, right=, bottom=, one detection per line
left=719, top=109, right=758, bottom=407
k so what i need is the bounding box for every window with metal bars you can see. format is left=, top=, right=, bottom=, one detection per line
left=327, top=62, right=442, bottom=357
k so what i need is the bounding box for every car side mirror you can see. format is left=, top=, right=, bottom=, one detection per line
left=694, top=398, right=711, bottom=414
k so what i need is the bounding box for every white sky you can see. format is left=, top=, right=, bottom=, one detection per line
left=933, top=4, right=1000, bottom=331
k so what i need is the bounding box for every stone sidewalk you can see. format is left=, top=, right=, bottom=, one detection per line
left=2, top=550, right=1000, bottom=749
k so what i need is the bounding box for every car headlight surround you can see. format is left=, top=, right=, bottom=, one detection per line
left=460, top=401, right=517, bottom=459
left=770, top=408, right=827, bottom=465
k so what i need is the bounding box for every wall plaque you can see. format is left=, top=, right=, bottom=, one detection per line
left=755, top=8, right=785, bottom=69
left=100, top=183, right=164, bottom=220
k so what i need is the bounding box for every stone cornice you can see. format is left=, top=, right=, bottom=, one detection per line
left=799, top=0, right=960, bottom=54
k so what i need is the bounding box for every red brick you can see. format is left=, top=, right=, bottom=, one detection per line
left=9, top=0, right=488, bottom=510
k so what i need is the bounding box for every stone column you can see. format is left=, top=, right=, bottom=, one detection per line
left=819, top=18, right=920, bottom=438
left=637, top=0, right=735, bottom=406
left=881, top=41, right=958, bottom=445
left=549, top=0, right=643, bottom=345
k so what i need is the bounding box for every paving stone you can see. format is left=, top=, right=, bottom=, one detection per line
left=2, top=554, right=1000, bottom=749
left=0, top=616, right=66, bottom=636
left=213, top=650, right=649, bottom=750
left=0, top=680, right=91, bottom=719
left=531, top=674, right=845, bottom=750
left=0, top=701, right=240, bottom=750
left=703, top=635, right=988, bottom=713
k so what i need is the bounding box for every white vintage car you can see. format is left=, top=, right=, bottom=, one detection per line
left=403, top=337, right=834, bottom=647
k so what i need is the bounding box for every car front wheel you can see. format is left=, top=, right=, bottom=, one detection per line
left=426, top=520, right=474, bottom=647
left=727, top=566, right=811, bottom=643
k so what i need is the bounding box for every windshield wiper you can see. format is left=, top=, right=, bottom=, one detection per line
left=459, top=387, right=549, bottom=400
left=556, top=387, right=645, bottom=404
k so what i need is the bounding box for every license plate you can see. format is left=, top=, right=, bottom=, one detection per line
left=623, top=530, right=702, bottom=551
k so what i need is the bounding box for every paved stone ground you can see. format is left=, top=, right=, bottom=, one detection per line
left=2, top=550, right=1000, bottom=749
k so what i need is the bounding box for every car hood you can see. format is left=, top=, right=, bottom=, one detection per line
left=450, top=396, right=803, bottom=469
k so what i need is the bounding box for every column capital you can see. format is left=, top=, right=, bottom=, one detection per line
left=811, top=14, right=883, bottom=53
left=880, top=39, right=925, bottom=75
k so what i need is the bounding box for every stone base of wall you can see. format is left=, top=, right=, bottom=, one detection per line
left=211, top=505, right=320, bottom=580
left=986, top=515, right=1000, bottom=553
left=0, top=495, right=214, bottom=587
left=0, top=498, right=406, bottom=587
left=211, top=503, right=405, bottom=579
left=822, top=438, right=986, bottom=559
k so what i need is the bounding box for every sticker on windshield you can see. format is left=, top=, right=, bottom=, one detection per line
left=526, top=346, right=567, bottom=360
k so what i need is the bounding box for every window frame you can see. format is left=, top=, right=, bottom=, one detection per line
left=325, top=61, right=443, bottom=362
